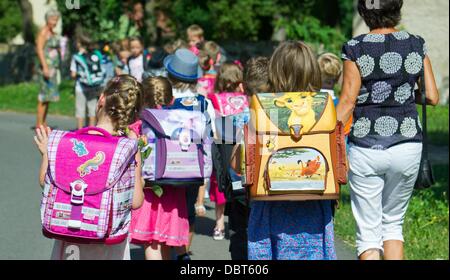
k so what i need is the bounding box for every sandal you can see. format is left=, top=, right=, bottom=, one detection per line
left=195, top=204, right=206, bottom=217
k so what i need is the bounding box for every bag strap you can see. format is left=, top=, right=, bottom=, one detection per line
left=420, top=69, right=429, bottom=159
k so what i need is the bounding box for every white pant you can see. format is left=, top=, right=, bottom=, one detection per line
left=348, top=142, right=422, bottom=256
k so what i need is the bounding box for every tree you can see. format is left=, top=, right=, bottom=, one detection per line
left=17, top=0, right=34, bottom=44
left=0, top=0, right=22, bottom=43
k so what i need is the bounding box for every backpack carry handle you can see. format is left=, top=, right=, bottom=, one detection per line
left=76, top=126, right=113, bottom=139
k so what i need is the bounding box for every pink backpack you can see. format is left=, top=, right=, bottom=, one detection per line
left=40, top=127, right=138, bottom=244
left=208, top=92, right=249, bottom=117
left=141, top=108, right=213, bottom=186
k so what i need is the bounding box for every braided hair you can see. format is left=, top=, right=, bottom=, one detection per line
left=102, top=75, right=143, bottom=133
left=142, top=76, right=173, bottom=108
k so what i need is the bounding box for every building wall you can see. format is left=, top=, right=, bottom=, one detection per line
left=353, top=0, right=449, bottom=104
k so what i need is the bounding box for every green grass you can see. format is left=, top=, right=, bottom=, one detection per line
left=419, top=105, right=449, bottom=146
left=0, top=80, right=75, bottom=116
left=335, top=164, right=449, bottom=260
left=2, top=81, right=447, bottom=146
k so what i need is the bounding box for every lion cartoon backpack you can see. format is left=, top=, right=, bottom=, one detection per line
left=244, top=92, right=348, bottom=201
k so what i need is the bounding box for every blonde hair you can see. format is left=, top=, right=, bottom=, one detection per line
left=102, top=75, right=143, bottom=133
left=269, top=41, right=322, bottom=92
left=142, top=76, right=173, bottom=108
left=168, top=74, right=197, bottom=92
left=216, top=62, right=243, bottom=92
left=187, top=24, right=204, bottom=38
left=164, top=39, right=189, bottom=54
left=244, top=57, right=270, bottom=96
left=199, top=41, right=220, bottom=70
left=318, top=53, right=342, bottom=81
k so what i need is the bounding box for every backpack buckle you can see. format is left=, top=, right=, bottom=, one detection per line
left=290, top=125, right=303, bottom=142
left=70, top=180, right=88, bottom=205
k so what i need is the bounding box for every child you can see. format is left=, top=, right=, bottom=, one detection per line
left=225, top=56, right=270, bottom=260
left=142, top=47, right=168, bottom=79
left=70, top=34, right=105, bottom=129
left=187, top=24, right=205, bottom=56
left=34, top=75, right=145, bottom=260
left=247, top=41, right=337, bottom=260
left=318, top=53, right=352, bottom=135
left=187, top=24, right=227, bottom=64
left=209, top=62, right=247, bottom=241
left=164, top=48, right=215, bottom=259
left=129, top=77, right=190, bottom=260
left=115, top=48, right=131, bottom=76
left=317, top=52, right=342, bottom=106
left=128, top=37, right=146, bottom=82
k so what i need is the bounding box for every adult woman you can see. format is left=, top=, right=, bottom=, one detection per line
left=337, top=0, right=439, bottom=260
left=35, top=9, right=61, bottom=128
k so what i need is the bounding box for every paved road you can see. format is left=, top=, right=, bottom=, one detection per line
left=0, top=112, right=356, bottom=260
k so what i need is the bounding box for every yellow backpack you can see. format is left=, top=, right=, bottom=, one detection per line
left=243, top=92, right=348, bottom=201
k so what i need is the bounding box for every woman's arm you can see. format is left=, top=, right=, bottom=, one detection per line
left=36, top=28, right=50, bottom=78
left=415, top=56, right=440, bottom=106
left=336, top=60, right=362, bottom=124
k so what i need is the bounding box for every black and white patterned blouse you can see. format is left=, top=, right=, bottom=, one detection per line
left=342, top=31, right=426, bottom=150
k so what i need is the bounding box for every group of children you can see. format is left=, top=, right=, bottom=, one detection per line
left=36, top=24, right=346, bottom=260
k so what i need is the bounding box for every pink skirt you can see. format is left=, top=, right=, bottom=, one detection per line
left=129, top=187, right=189, bottom=247
left=209, top=173, right=227, bottom=205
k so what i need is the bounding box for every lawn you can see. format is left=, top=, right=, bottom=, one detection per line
left=0, top=80, right=75, bottom=116
left=1, top=81, right=448, bottom=146
left=335, top=164, right=449, bottom=260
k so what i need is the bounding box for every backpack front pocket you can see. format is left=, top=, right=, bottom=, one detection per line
left=264, top=147, right=329, bottom=193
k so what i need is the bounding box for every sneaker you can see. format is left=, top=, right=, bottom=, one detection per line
left=213, top=229, right=225, bottom=241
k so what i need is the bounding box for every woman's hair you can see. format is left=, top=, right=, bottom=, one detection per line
left=45, top=9, right=60, bottom=21
left=318, top=53, right=342, bottom=82
left=216, top=62, right=243, bottom=93
left=168, top=73, right=197, bottom=92
left=358, top=0, right=403, bottom=30
left=244, top=57, right=270, bottom=96
left=198, top=41, right=220, bottom=70
left=269, top=41, right=322, bottom=92
left=142, top=76, right=173, bottom=108
left=102, top=75, right=143, bottom=133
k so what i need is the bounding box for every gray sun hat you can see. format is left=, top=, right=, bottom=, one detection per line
left=163, top=48, right=200, bottom=82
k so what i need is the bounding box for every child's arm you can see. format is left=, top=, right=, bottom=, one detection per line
left=132, top=152, right=144, bottom=209
left=33, top=126, right=51, bottom=188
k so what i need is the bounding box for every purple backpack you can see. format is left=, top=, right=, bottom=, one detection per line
left=40, top=127, right=138, bottom=244
left=141, top=108, right=213, bottom=186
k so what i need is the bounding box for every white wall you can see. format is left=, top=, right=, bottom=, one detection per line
left=353, top=0, right=450, bottom=104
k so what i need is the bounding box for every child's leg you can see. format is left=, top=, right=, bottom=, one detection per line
left=195, top=183, right=207, bottom=216
left=160, top=244, right=173, bottom=260
left=86, top=93, right=98, bottom=127
left=144, top=242, right=163, bottom=260
left=77, top=118, right=85, bottom=130
left=215, top=203, right=226, bottom=230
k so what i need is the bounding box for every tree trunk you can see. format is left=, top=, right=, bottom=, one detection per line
left=17, top=0, right=35, bottom=44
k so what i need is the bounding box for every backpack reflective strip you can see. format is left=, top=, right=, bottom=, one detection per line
left=53, top=203, right=101, bottom=217
left=50, top=218, right=99, bottom=232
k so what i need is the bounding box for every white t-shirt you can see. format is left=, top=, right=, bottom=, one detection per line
left=128, top=54, right=144, bottom=83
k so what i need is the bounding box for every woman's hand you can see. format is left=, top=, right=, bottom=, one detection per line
left=34, top=125, right=51, bottom=156
left=43, top=65, right=51, bottom=79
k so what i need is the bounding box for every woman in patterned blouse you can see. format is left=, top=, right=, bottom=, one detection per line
left=336, top=0, right=439, bottom=260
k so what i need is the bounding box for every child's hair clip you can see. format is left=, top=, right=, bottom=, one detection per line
left=112, top=76, right=121, bottom=83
